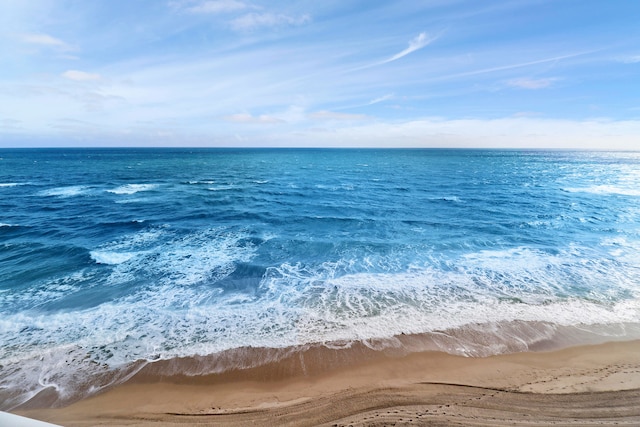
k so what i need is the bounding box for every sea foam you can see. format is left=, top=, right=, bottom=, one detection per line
left=107, top=184, right=158, bottom=195
left=563, top=185, right=640, bottom=197
left=90, top=251, right=136, bottom=265
left=39, top=186, right=89, bottom=197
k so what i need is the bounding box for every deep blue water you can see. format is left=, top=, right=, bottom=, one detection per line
left=1, top=148, right=640, bottom=407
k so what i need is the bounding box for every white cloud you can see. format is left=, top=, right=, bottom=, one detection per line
left=308, top=111, right=368, bottom=121
left=381, top=32, right=437, bottom=65
left=183, top=0, right=248, bottom=14
left=270, top=117, right=640, bottom=149
left=507, top=77, right=558, bottom=89
left=368, top=94, right=394, bottom=105
left=621, top=55, right=640, bottom=64
left=223, top=113, right=283, bottom=124
left=230, top=12, right=311, bottom=31
left=62, top=70, right=102, bottom=82
left=447, top=52, right=590, bottom=81
left=19, top=33, right=69, bottom=49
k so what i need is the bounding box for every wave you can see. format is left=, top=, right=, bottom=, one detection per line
left=39, top=186, right=89, bottom=197
left=0, top=271, right=98, bottom=313
left=87, top=226, right=259, bottom=287
left=90, top=250, right=137, bottom=265
left=107, top=184, right=158, bottom=195
left=185, top=180, right=216, bottom=185
left=3, top=242, right=639, bottom=407
left=563, top=185, right=640, bottom=197
left=2, top=309, right=639, bottom=410
left=208, top=185, right=236, bottom=191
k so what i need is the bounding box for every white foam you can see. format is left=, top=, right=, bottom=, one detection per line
left=0, top=271, right=96, bottom=312
left=187, top=180, right=216, bottom=185
left=3, top=241, right=640, bottom=409
left=91, top=226, right=257, bottom=287
left=90, top=251, right=136, bottom=265
left=564, top=185, right=640, bottom=197
left=0, top=223, right=17, bottom=227
left=0, top=183, right=23, bottom=187
left=39, top=186, right=89, bottom=197
left=102, top=228, right=165, bottom=250
left=600, top=236, right=640, bottom=265
left=107, top=184, right=157, bottom=195
left=207, top=185, right=235, bottom=191
left=255, top=259, right=640, bottom=350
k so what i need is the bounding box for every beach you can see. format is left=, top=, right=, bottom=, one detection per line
left=15, top=339, right=640, bottom=426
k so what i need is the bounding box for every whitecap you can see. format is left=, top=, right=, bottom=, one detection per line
left=90, top=251, right=136, bottom=265
left=39, top=186, right=89, bottom=197
left=207, top=185, right=235, bottom=191
left=187, top=180, right=216, bottom=185
left=563, top=185, right=640, bottom=197
left=90, top=226, right=256, bottom=287
left=107, top=184, right=158, bottom=195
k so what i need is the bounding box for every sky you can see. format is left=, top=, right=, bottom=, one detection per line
left=0, top=0, right=639, bottom=148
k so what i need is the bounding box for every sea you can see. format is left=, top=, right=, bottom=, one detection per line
left=1, top=148, right=640, bottom=409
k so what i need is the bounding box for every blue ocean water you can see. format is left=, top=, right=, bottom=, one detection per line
left=1, top=148, right=640, bottom=408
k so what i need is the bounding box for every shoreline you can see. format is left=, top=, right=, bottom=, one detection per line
left=7, top=320, right=640, bottom=411
left=15, top=339, right=640, bottom=426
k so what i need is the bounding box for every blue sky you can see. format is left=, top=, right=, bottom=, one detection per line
left=1, top=0, right=639, bottom=148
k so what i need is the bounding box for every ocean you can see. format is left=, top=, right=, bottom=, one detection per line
left=1, top=148, right=639, bottom=409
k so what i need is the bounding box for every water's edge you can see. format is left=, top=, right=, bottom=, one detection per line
left=7, top=320, right=640, bottom=411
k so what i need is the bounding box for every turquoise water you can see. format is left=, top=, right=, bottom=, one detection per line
left=1, top=148, right=640, bottom=408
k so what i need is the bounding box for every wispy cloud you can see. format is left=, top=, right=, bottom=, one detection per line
left=368, top=93, right=394, bottom=105
left=380, top=32, right=438, bottom=65
left=308, top=111, right=368, bottom=121
left=19, top=33, right=70, bottom=49
left=171, top=1, right=311, bottom=31
left=223, top=113, right=284, bottom=124
left=179, top=0, right=248, bottom=14
left=350, top=32, right=439, bottom=72
left=230, top=12, right=311, bottom=31
left=62, top=70, right=102, bottom=82
left=620, top=55, right=640, bottom=64
left=507, top=77, right=558, bottom=89
left=448, top=51, right=592, bottom=80
left=269, top=117, right=640, bottom=150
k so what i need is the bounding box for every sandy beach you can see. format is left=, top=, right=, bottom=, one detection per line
left=14, top=339, right=640, bottom=426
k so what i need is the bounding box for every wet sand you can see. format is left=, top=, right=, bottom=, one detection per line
left=16, top=340, right=640, bottom=426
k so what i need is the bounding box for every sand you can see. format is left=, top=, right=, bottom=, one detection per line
left=14, top=340, right=640, bottom=426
